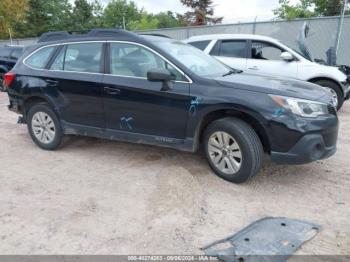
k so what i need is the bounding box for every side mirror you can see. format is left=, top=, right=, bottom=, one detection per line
left=280, top=52, right=294, bottom=62
left=147, top=68, right=176, bottom=91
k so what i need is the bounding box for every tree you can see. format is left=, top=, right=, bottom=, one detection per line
left=154, top=11, right=186, bottom=28
left=0, top=0, right=28, bottom=38
left=103, top=0, right=141, bottom=29
left=313, top=0, right=349, bottom=16
left=180, top=0, right=223, bottom=26
left=91, top=0, right=105, bottom=27
left=72, top=0, right=94, bottom=31
left=13, top=0, right=73, bottom=37
left=274, top=0, right=350, bottom=20
left=129, top=11, right=159, bottom=30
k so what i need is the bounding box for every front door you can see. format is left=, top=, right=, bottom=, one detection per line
left=102, top=42, right=191, bottom=139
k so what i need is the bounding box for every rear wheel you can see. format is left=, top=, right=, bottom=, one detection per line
left=204, top=117, right=263, bottom=183
left=27, top=103, right=63, bottom=150
left=313, top=80, right=344, bottom=110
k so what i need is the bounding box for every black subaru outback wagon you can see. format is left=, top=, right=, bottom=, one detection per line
left=4, top=29, right=339, bottom=183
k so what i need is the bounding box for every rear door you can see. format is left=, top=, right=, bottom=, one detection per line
left=246, top=40, right=298, bottom=78
left=210, top=39, right=248, bottom=71
left=46, top=42, right=105, bottom=128
left=102, top=42, right=191, bottom=139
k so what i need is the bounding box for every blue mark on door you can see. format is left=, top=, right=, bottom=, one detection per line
left=189, top=97, right=203, bottom=117
left=120, top=117, right=134, bottom=130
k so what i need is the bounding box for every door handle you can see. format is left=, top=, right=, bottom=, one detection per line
left=104, top=86, right=121, bottom=95
left=46, top=79, right=58, bottom=86
left=248, top=66, right=259, bottom=70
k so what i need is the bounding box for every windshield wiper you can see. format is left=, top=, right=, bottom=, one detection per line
left=222, top=69, right=242, bottom=77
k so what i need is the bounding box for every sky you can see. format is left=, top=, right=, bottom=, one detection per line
left=97, top=0, right=301, bottom=23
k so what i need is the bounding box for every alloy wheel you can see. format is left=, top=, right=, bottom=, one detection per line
left=208, top=131, right=242, bottom=175
left=31, top=112, right=56, bottom=144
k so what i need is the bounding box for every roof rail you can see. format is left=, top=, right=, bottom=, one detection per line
left=38, top=31, right=72, bottom=43
left=139, top=33, right=172, bottom=39
left=37, top=29, right=139, bottom=43
left=88, top=28, right=137, bottom=38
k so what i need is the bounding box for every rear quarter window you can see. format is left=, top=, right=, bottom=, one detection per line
left=25, top=46, right=56, bottom=69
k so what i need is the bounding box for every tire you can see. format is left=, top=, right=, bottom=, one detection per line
left=314, top=80, right=344, bottom=110
left=204, top=117, right=263, bottom=183
left=27, top=103, right=63, bottom=150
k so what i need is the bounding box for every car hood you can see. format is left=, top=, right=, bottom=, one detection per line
left=215, top=72, right=333, bottom=104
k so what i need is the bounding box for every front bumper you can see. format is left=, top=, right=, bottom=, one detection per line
left=270, top=113, right=338, bottom=165
left=271, top=133, right=337, bottom=164
left=342, top=78, right=350, bottom=100
left=345, top=83, right=350, bottom=100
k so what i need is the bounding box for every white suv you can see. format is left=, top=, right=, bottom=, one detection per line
left=185, top=34, right=350, bottom=109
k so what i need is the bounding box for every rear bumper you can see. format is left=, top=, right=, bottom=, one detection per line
left=7, top=93, right=24, bottom=114
left=271, top=132, right=337, bottom=165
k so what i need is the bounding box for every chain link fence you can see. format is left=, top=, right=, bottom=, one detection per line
left=0, top=15, right=349, bottom=66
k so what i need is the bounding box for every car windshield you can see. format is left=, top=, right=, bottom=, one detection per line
left=152, top=40, right=233, bottom=78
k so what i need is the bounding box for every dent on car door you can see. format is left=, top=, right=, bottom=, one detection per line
left=210, top=40, right=248, bottom=71
left=246, top=41, right=298, bottom=78
left=102, top=42, right=191, bottom=139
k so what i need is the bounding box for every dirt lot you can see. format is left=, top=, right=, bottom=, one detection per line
left=0, top=91, right=349, bottom=255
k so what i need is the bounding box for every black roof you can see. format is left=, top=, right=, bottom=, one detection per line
left=37, top=29, right=145, bottom=44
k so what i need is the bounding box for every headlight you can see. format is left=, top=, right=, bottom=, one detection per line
left=269, top=95, right=329, bottom=118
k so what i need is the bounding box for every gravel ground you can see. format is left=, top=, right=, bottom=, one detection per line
left=0, top=91, right=349, bottom=255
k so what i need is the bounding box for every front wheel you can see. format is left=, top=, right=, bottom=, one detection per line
left=27, top=103, right=63, bottom=150
left=313, top=80, right=344, bottom=110
left=204, top=117, right=263, bottom=183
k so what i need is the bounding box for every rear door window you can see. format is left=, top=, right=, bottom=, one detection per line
left=25, top=46, right=56, bottom=69
left=218, top=40, right=247, bottom=58
left=50, top=43, right=103, bottom=73
left=188, top=40, right=211, bottom=51
left=64, top=43, right=103, bottom=73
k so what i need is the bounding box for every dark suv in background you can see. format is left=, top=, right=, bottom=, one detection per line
left=4, top=29, right=339, bottom=183
left=0, top=45, right=24, bottom=91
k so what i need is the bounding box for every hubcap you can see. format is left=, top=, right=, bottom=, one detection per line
left=208, top=131, right=242, bottom=175
left=31, top=112, right=56, bottom=144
